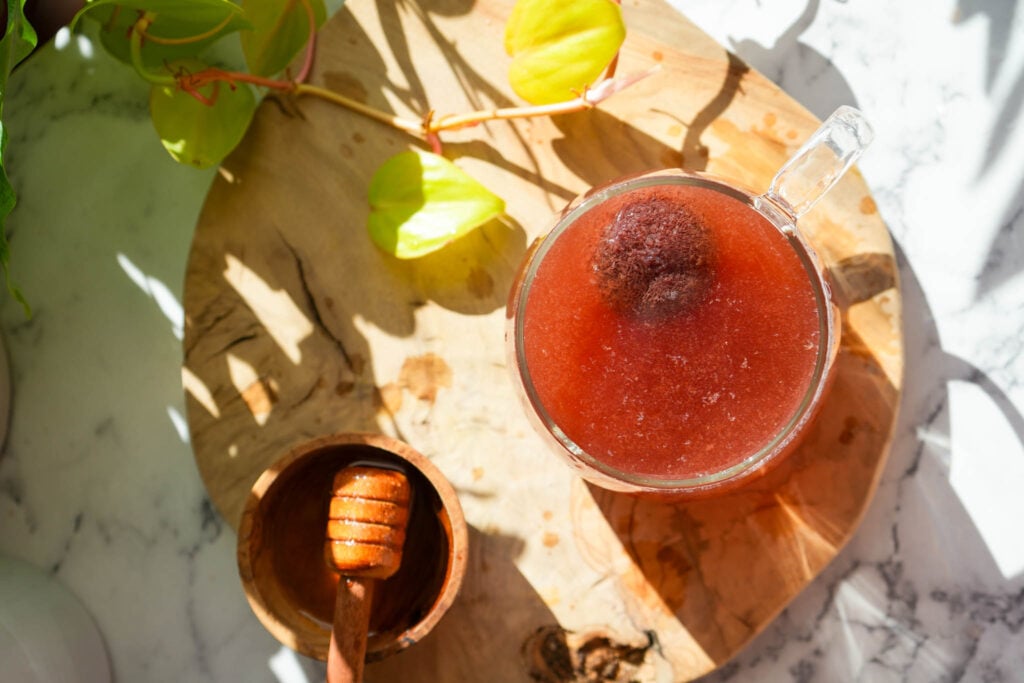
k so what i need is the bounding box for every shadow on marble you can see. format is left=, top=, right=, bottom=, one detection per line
left=973, top=170, right=1024, bottom=300
left=979, top=63, right=1024, bottom=177
left=955, top=0, right=1024, bottom=301
left=724, top=0, right=860, bottom=120
left=955, top=0, right=1020, bottom=92
left=892, top=240, right=1024, bottom=581
left=692, top=240, right=1024, bottom=682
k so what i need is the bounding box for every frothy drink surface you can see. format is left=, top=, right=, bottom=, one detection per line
left=521, top=183, right=822, bottom=480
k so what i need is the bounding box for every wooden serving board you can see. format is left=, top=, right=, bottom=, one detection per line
left=182, top=1, right=902, bottom=680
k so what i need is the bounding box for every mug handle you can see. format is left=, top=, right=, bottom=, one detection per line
left=763, top=105, right=875, bottom=221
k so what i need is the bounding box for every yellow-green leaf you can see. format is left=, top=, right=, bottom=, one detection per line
left=368, top=149, right=506, bottom=259
left=149, top=60, right=256, bottom=169
left=505, top=0, right=625, bottom=105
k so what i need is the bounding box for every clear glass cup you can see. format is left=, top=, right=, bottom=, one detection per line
left=507, top=106, right=873, bottom=498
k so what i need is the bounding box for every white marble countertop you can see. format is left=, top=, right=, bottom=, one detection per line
left=1, top=1, right=1022, bottom=681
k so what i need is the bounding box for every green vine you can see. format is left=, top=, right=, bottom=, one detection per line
left=3, top=0, right=647, bottom=299
left=1, top=0, right=38, bottom=314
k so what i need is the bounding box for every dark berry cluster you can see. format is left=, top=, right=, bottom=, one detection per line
left=592, top=195, right=714, bottom=320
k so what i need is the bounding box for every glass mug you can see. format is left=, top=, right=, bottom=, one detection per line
left=507, top=106, right=873, bottom=498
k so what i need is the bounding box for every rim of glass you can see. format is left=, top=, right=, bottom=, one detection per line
left=512, top=169, right=835, bottom=491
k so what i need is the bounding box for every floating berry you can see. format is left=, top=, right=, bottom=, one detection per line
left=592, top=195, right=714, bottom=319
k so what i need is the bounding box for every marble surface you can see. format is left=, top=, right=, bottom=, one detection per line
left=1, top=0, right=1022, bottom=681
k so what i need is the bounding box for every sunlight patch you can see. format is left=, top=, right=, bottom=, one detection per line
left=117, top=252, right=184, bottom=340
left=949, top=380, right=1024, bottom=579
left=166, top=405, right=190, bottom=444
left=223, top=253, right=312, bottom=365
left=227, top=353, right=275, bottom=426
left=269, top=645, right=312, bottom=683
left=182, top=365, right=220, bottom=419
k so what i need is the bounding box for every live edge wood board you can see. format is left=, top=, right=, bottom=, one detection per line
left=181, top=1, right=903, bottom=680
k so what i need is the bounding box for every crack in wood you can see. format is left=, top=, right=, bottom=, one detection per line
left=183, top=304, right=236, bottom=359
left=277, top=231, right=357, bottom=374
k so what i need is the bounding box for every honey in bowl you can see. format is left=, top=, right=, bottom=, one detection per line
left=237, top=434, right=467, bottom=662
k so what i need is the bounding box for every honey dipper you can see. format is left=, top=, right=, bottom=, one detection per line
left=324, top=466, right=412, bottom=683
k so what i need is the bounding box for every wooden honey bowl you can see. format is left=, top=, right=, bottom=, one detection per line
left=236, top=433, right=468, bottom=663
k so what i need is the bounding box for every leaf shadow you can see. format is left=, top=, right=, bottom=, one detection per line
left=952, top=0, right=1024, bottom=302
left=692, top=236, right=1024, bottom=680
left=725, top=0, right=860, bottom=120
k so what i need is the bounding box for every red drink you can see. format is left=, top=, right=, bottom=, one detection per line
left=509, top=171, right=838, bottom=496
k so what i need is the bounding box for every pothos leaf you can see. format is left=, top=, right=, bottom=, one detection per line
left=0, top=123, right=30, bottom=315
left=241, top=0, right=327, bottom=77
left=149, top=60, right=256, bottom=169
left=504, top=0, right=625, bottom=105
left=80, top=3, right=250, bottom=69
left=1, top=0, right=38, bottom=315
left=368, top=149, right=506, bottom=259
left=1, top=0, right=37, bottom=75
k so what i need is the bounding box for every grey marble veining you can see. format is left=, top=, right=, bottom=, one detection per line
left=1, top=0, right=1023, bottom=681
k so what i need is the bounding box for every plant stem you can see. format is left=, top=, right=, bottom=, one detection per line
left=427, top=68, right=658, bottom=133
left=129, top=12, right=175, bottom=86
left=194, top=69, right=293, bottom=92
left=291, top=68, right=657, bottom=138
left=430, top=98, right=597, bottom=131
left=141, top=13, right=235, bottom=46
left=291, top=83, right=423, bottom=134
left=294, top=0, right=317, bottom=84
left=180, top=58, right=655, bottom=145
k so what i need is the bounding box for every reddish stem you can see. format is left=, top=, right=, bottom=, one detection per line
left=173, top=0, right=319, bottom=103
left=294, top=0, right=318, bottom=84
left=175, top=66, right=295, bottom=104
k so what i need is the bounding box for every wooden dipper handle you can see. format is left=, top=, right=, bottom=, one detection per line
left=325, top=466, right=411, bottom=683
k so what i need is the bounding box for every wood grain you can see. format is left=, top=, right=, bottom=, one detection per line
left=182, top=0, right=902, bottom=680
